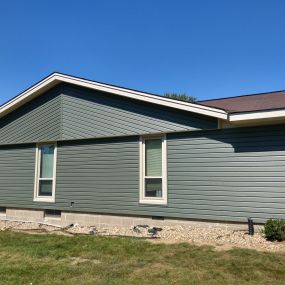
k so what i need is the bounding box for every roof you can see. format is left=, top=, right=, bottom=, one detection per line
left=2, top=72, right=285, bottom=123
left=0, top=72, right=227, bottom=120
left=198, top=90, right=285, bottom=114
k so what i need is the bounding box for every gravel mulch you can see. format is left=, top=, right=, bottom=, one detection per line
left=0, top=220, right=284, bottom=253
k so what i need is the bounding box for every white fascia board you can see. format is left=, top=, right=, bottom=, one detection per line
left=55, top=74, right=228, bottom=119
left=229, top=109, right=285, bottom=122
left=0, top=73, right=228, bottom=120
left=0, top=74, right=60, bottom=118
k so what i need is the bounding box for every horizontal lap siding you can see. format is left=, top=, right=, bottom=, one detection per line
left=0, top=139, right=141, bottom=212
left=0, top=125, right=284, bottom=223
left=0, top=83, right=217, bottom=146
left=55, top=137, right=140, bottom=210
left=167, top=125, right=285, bottom=223
left=0, top=144, right=63, bottom=209
left=0, top=86, right=62, bottom=145
left=61, top=84, right=217, bottom=140
left=56, top=126, right=285, bottom=223
left=0, top=145, right=35, bottom=207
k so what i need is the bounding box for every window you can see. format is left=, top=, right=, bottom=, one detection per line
left=34, top=143, right=57, bottom=202
left=140, top=135, right=167, bottom=204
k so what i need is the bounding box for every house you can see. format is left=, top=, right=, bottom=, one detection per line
left=0, top=72, right=284, bottom=226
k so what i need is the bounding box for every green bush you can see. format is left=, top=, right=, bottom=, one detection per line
left=263, top=219, right=285, bottom=241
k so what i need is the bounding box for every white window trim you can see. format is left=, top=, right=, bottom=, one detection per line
left=139, top=135, right=168, bottom=205
left=33, top=142, right=57, bottom=203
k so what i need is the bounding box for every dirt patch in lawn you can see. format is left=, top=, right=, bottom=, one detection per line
left=69, top=257, right=101, bottom=265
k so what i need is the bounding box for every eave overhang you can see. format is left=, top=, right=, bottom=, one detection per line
left=0, top=73, right=228, bottom=120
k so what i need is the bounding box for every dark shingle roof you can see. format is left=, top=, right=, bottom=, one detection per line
left=198, top=90, right=285, bottom=113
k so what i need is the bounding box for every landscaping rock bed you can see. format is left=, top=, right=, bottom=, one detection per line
left=0, top=220, right=284, bottom=252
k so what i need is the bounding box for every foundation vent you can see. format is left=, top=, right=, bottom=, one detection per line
left=45, top=209, right=61, bottom=218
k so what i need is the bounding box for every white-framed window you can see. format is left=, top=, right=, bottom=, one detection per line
left=34, top=143, right=57, bottom=202
left=140, top=135, right=167, bottom=205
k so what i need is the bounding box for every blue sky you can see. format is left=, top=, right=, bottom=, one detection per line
left=0, top=0, right=285, bottom=105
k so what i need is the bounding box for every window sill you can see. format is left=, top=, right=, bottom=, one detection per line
left=139, top=199, right=167, bottom=206
left=34, top=197, right=55, bottom=203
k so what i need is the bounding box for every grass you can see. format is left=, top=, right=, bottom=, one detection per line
left=0, top=232, right=284, bottom=285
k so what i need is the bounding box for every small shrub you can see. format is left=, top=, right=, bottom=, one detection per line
left=263, top=219, right=285, bottom=241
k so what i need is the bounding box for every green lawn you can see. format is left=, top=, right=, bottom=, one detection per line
left=0, top=232, right=284, bottom=285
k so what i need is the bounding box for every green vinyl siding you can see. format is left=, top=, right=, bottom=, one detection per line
left=0, top=144, right=36, bottom=208
left=60, top=84, right=217, bottom=140
left=0, top=86, right=62, bottom=145
left=0, top=83, right=217, bottom=145
left=55, top=137, right=139, bottom=210
left=166, top=125, right=285, bottom=222
left=0, top=125, right=285, bottom=223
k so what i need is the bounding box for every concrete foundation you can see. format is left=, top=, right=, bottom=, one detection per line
left=6, top=208, right=44, bottom=222
left=0, top=207, right=258, bottom=231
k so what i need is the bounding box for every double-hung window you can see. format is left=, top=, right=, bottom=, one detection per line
left=140, top=135, right=167, bottom=204
left=34, top=143, right=57, bottom=202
